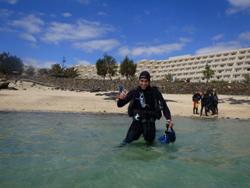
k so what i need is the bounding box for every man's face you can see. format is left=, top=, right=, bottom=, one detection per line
left=139, top=78, right=149, bottom=90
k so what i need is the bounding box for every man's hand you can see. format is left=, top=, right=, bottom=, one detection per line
left=167, top=119, right=174, bottom=129
left=117, top=90, right=127, bottom=100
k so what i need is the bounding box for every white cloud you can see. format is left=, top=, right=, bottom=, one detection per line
left=197, top=31, right=250, bottom=55
left=0, top=0, right=18, bottom=4
left=73, top=39, right=120, bottom=52
left=10, top=14, right=44, bottom=33
left=118, top=40, right=188, bottom=57
left=118, top=47, right=131, bottom=57
left=23, top=57, right=39, bottom=67
left=179, top=37, right=192, bottom=43
left=20, top=33, right=37, bottom=43
left=195, top=41, right=241, bottom=55
left=7, top=14, right=116, bottom=48
left=42, top=19, right=114, bottom=44
left=239, top=31, right=250, bottom=41
left=9, top=15, right=44, bottom=44
left=23, top=57, right=58, bottom=68
left=212, top=34, right=224, bottom=41
left=42, top=61, right=59, bottom=68
left=75, top=59, right=91, bottom=65
left=228, top=0, right=250, bottom=8
left=226, top=0, right=250, bottom=14
left=62, top=12, right=72, bottom=17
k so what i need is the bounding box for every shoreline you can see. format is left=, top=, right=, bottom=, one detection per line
left=0, top=109, right=249, bottom=121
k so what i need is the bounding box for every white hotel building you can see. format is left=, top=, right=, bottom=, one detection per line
left=136, top=47, right=250, bottom=82
left=74, top=64, right=101, bottom=79
left=76, top=47, right=250, bottom=82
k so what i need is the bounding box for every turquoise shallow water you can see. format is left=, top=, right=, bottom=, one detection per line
left=0, top=112, right=250, bottom=188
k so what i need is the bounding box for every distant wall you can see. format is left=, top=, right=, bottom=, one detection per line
left=6, top=75, right=250, bottom=95
left=158, top=81, right=250, bottom=95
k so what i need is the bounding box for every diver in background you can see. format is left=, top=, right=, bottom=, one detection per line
left=192, top=92, right=201, bottom=114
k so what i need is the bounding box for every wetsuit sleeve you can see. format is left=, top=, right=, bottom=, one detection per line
left=117, top=89, right=134, bottom=107
left=157, top=90, right=172, bottom=120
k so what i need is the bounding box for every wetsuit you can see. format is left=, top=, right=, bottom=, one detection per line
left=200, top=93, right=209, bottom=116
left=212, top=93, right=218, bottom=114
left=117, top=86, right=171, bottom=144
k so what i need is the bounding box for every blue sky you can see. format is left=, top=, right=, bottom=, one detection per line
left=0, top=0, right=250, bottom=68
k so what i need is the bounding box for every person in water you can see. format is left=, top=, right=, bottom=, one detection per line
left=117, top=71, right=173, bottom=145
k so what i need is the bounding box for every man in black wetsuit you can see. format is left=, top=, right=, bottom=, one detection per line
left=117, top=71, right=173, bottom=145
left=200, top=91, right=209, bottom=116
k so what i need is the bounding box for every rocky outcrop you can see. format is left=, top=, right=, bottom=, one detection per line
left=0, top=81, right=9, bottom=89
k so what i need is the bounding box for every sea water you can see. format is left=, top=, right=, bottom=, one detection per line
left=0, top=112, right=249, bottom=188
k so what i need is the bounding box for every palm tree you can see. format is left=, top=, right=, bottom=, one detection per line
left=164, top=74, right=173, bottom=82
left=202, top=64, right=214, bottom=83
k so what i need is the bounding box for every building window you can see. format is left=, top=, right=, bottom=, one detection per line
left=240, top=50, right=246, bottom=54
left=238, top=56, right=245, bottom=60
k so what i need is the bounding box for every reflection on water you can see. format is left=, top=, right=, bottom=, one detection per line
left=0, top=112, right=250, bottom=188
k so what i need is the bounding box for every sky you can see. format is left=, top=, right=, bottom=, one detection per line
left=0, top=0, right=250, bottom=68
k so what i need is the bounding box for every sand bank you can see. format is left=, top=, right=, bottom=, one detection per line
left=0, top=81, right=249, bottom=120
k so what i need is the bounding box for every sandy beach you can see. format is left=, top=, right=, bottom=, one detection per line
left=0, top=81, right=249, bottom=120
